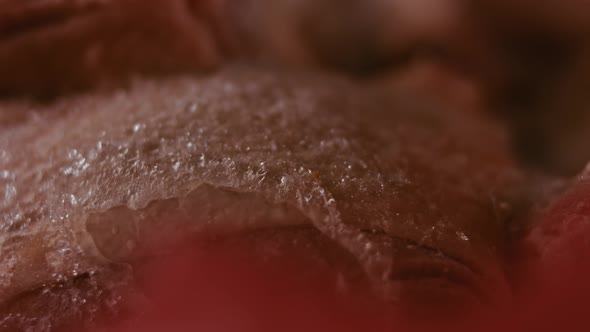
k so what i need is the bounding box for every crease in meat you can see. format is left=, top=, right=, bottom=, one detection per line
left=0, top=0, right=109, bottom=40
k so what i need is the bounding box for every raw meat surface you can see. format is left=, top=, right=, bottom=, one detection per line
left=0, top=67, right=527, bottom=329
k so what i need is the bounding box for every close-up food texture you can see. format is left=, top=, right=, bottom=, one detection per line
left=1, top=1, right=590, bottom=331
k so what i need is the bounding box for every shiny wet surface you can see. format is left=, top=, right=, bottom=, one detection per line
left=0, top=68, right=527, bottom=330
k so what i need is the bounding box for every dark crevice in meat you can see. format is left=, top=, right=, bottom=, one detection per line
left=0, top=0, right=106, bottom=41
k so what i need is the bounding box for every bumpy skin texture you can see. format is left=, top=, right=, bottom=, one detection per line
left=0, top=68, right=526, bottom=329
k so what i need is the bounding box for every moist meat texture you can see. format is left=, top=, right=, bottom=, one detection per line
left=0, top=68, right=527, bottom=330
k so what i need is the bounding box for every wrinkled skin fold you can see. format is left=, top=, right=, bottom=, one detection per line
left=0, top=68, right=529, bottom=329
